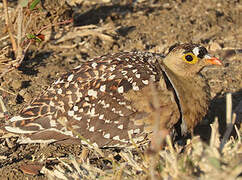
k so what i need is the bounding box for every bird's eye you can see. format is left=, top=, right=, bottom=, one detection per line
left=182, top=53, right=198, bottom=64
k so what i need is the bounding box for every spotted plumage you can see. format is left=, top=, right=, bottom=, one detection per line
left=4, top=44, right=222, bottom=148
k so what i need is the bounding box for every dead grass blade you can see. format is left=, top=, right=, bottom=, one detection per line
left=220, top=93, right=237, bottom=151
left=55, top=24, right=116, bottom=44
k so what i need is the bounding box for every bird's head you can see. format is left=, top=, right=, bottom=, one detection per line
left=163, top=43, right=222, bottom=77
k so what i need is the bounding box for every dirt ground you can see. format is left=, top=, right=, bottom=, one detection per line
left=0, top=0, right=241, bottom=179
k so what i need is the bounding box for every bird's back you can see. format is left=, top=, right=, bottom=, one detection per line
left=5, top=51, right=181, bottom=148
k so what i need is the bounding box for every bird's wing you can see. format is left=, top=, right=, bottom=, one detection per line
left=4, top=52, right=180, bottom=147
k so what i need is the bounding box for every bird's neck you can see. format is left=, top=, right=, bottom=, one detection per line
left=161, top=66, right=210, bottom=134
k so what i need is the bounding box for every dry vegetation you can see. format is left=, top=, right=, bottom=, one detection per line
left=0, top=0, right=241, bottom=179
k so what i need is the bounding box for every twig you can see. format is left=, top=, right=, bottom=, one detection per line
left=0, top=87, right=16, bottom=96
left=150, top=81, right=167, bottom=152
left=16, top=5, right=23, bottom=60
left=3, top=0, right=17, bottom=55
left=149, top=82, right=163, bottom=180
left=234, top=125, right=240, bottom=143
left=15, top=40, right=31, bottom=66
left=0, top=95, right=9, bottom=120
left=210, top=117, right=219, bottom=148
left=219, top=93, right=236, bottom=151
left=0, top=35, right=10, bottom=42
left=36, top=18, right=73, bottom=35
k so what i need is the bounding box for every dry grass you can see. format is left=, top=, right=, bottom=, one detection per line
left=38, top=94, right=242, bottom=180
left=39, top=127, right=241, bottom=179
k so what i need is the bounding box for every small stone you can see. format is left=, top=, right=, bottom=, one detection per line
left=163, top=3, right=171, bottom=8
left=19, top=90, right=31, bottom=102
left=19, top=89, right=26, bottom=97
left=11, top=80, right=22, bottom=90
left=209, top=42, right=222, bottom=51
left=23, top=93, right=32, bottom=103
left=19, top=163, right=43, bottom=175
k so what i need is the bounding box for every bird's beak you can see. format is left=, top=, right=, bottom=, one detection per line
left=204, top=55, right=223, bottom=65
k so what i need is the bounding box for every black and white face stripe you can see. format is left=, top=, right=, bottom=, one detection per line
left=181, top=44, right=209, bottom=59
left=192, top=46, right=208, bottom=59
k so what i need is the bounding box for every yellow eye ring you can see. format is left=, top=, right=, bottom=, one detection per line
left=182, top=53, right=198, bottom=64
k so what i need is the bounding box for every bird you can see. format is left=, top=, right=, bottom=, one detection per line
left=3, top=43, right=222, bottom=149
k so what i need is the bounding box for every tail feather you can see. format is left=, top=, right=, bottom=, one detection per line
left=2, top=115, right=79, bottom=144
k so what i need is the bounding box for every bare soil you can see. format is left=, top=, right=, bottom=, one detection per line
left=0, top=0, right=241, bottom=179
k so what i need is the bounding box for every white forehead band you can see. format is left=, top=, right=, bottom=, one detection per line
left=204, top=54, right=211, bottom=59
left=192, top=47, right=200, bottom=56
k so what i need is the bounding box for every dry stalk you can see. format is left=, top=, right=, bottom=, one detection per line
left=0, top=2, right=26, bottom=78
left=148, top=81, right=166, bottom=180
left=37, top=18, right=73, bottom=35
left=16, top=5, right=23, bottom=59
left=3, top=0, right=17, bottom=54
left=210, top=117, right=219, bottom=148
left=220, top=93, right=236, bottom=151
left=0, top=96, right=7, bottom=115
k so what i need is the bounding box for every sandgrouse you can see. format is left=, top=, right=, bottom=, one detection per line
left=3, top=43, right=222, bottom=148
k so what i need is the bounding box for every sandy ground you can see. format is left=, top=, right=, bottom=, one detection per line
left=0, top=0, right=241, bottom=179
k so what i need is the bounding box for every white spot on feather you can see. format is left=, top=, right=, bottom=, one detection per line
left=110, top=65, right=116, bottom=71
left=142, top=80, right=149, bottom=85
left=92, top=143, right=98, bottom=147
left=109, top=74, right=116, bottom=80
left=118, top=111, right=124, bottom=116
left=134, top=128, right=140, bottom=134
left=74, top=116, right=82, bottom=121
left=103, top=103, right=110, bottom=108
left=5, top=126, right=37, bottom=134
left=50, top=120, right=57, bottom=127
left=92, top=62, right=97, bottom=68
left=132, top=83, right=139, bottom=91
left=68, top=111, right=74, bottom=116
left=100, top=85, right=106, bottom=92
left=132, top=69, right=137, bottom=73
left=121, top=71, right=128, bottom=75
left=105, top=119, right=111, bottom=123
left=135, top=74, right=141, bottom=78
left=113, top=135, right=120, bottom=140
left=90, top=108, right=95, bottom=116
left=128, top=129, right=134, bottom=135
left=104, top=133, right=110, bottom=139
left=150, top=75, right=156, bottom=81
left=67, top=74, right=74, bottom=82
left=88, top=89, right=97, bottom=98
left=73, top=106, right=78, bottom=111
left=120, top=139, right=129, bottom=143
left=50, top=101, right=55, bottom=106
left=132, top=136, right=145, bottom=143
left=118, top=101, right=126, bottom=105
left=9, top=116, right=27, bottom=122
left=118, top=124, right=123, bottom=129
left=89, top=126, right=95, bottom=132
left=118, top=86, right=124, bottom=93
left=128, top=77, right=133, bottom=82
